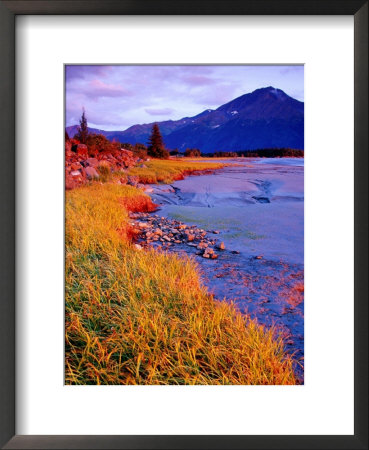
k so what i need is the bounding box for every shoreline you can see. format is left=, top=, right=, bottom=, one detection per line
left=134, top=158, right=304, bottom=380
left=65, top=158, right=302, bottom=384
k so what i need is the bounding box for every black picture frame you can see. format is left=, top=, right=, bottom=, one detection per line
left=0, top=1, right=367, bottom=449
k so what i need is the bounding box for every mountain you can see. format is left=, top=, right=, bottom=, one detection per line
left=66, top=87, right=304, bottom=152
left=65, top=125, right=109, bottom=138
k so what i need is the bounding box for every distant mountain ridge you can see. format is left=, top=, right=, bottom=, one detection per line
left=66, top=87, right=304, bottom=152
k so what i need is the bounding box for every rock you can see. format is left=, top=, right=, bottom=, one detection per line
left=255, top=255, right=263, bottom=260
left=85, top=166, right=99, bottom=179
left=71, top=162, right=82, bottom=171
left=217, top=242, right=225, bottom=250
left=187, top=234, right=195, bottom=242
left=65, top=175, right=77, bottom=190
left=127, top=175, right=139, bottom=187
left=163, top=235, right=171, bottom=242
left=65, top=141, right=72, bottom=156
left=211, top=254, right=218, bottom=259
left=231, top=250, right=240, bottom=254
left=203, top=247, right=214, bottom=258
left=85, top=157, right=99, bottom=167
left=197, top=242, right=208, bottom=250
left=154, top=228, right=163, bottom=236
left=212, top=230, right=220, bottom=234
left=138, top=222, right=149, bottom=228
left=71, top=170, right=81, bottom=177
left=121, top=149, right=134, bottom=157
left=134, top=244, right=143, bottom=251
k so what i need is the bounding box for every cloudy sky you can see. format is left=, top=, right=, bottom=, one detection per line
left=65, top=65, right=304, bottom=131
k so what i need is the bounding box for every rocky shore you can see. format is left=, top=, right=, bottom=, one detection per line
left=65, top=139, right=139, bottom=190
left=130, top=212, right=240, bottom=259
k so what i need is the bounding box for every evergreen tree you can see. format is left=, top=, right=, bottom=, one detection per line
left=76, top=108, right=89, bottom=144
left=147, top=124, right=169, bottom=159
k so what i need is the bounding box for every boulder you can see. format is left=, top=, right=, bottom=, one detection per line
left=85, top=157, right=99, bottom=167
left=85, top=166, right=99, bottom=179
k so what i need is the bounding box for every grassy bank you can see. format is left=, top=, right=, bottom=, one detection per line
left=66, top=183, right=296, bottom=385
left=126, top=159, right=226, bottom=184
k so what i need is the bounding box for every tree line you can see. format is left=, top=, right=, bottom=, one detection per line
left=67, top=109, right=304, bottom=159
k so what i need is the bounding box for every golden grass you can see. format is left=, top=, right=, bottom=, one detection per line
left=127, top=158, right=226, bottom=184
left=65, top=183, right=297, bottom=385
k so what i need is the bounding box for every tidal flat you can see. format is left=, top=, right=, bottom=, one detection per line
left=145, top=158, right=304, bottom=379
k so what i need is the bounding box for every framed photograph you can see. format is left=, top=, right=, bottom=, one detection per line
left=1, top=1, right=367, bottom=449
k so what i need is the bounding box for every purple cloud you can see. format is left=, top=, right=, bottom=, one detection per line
left=86, top=80, right=132, bottom=98
left=66, top=65, right=112, bottom=81
left=145, top=107, right=175, bottom=116
left=65, top=65, right=304, bottom=130
left=182, top=75, right=216, bottom=86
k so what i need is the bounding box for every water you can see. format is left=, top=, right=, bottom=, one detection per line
left=254, top=157, right=304, bottom=167
left=148, top=158, right=304, bottom=381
